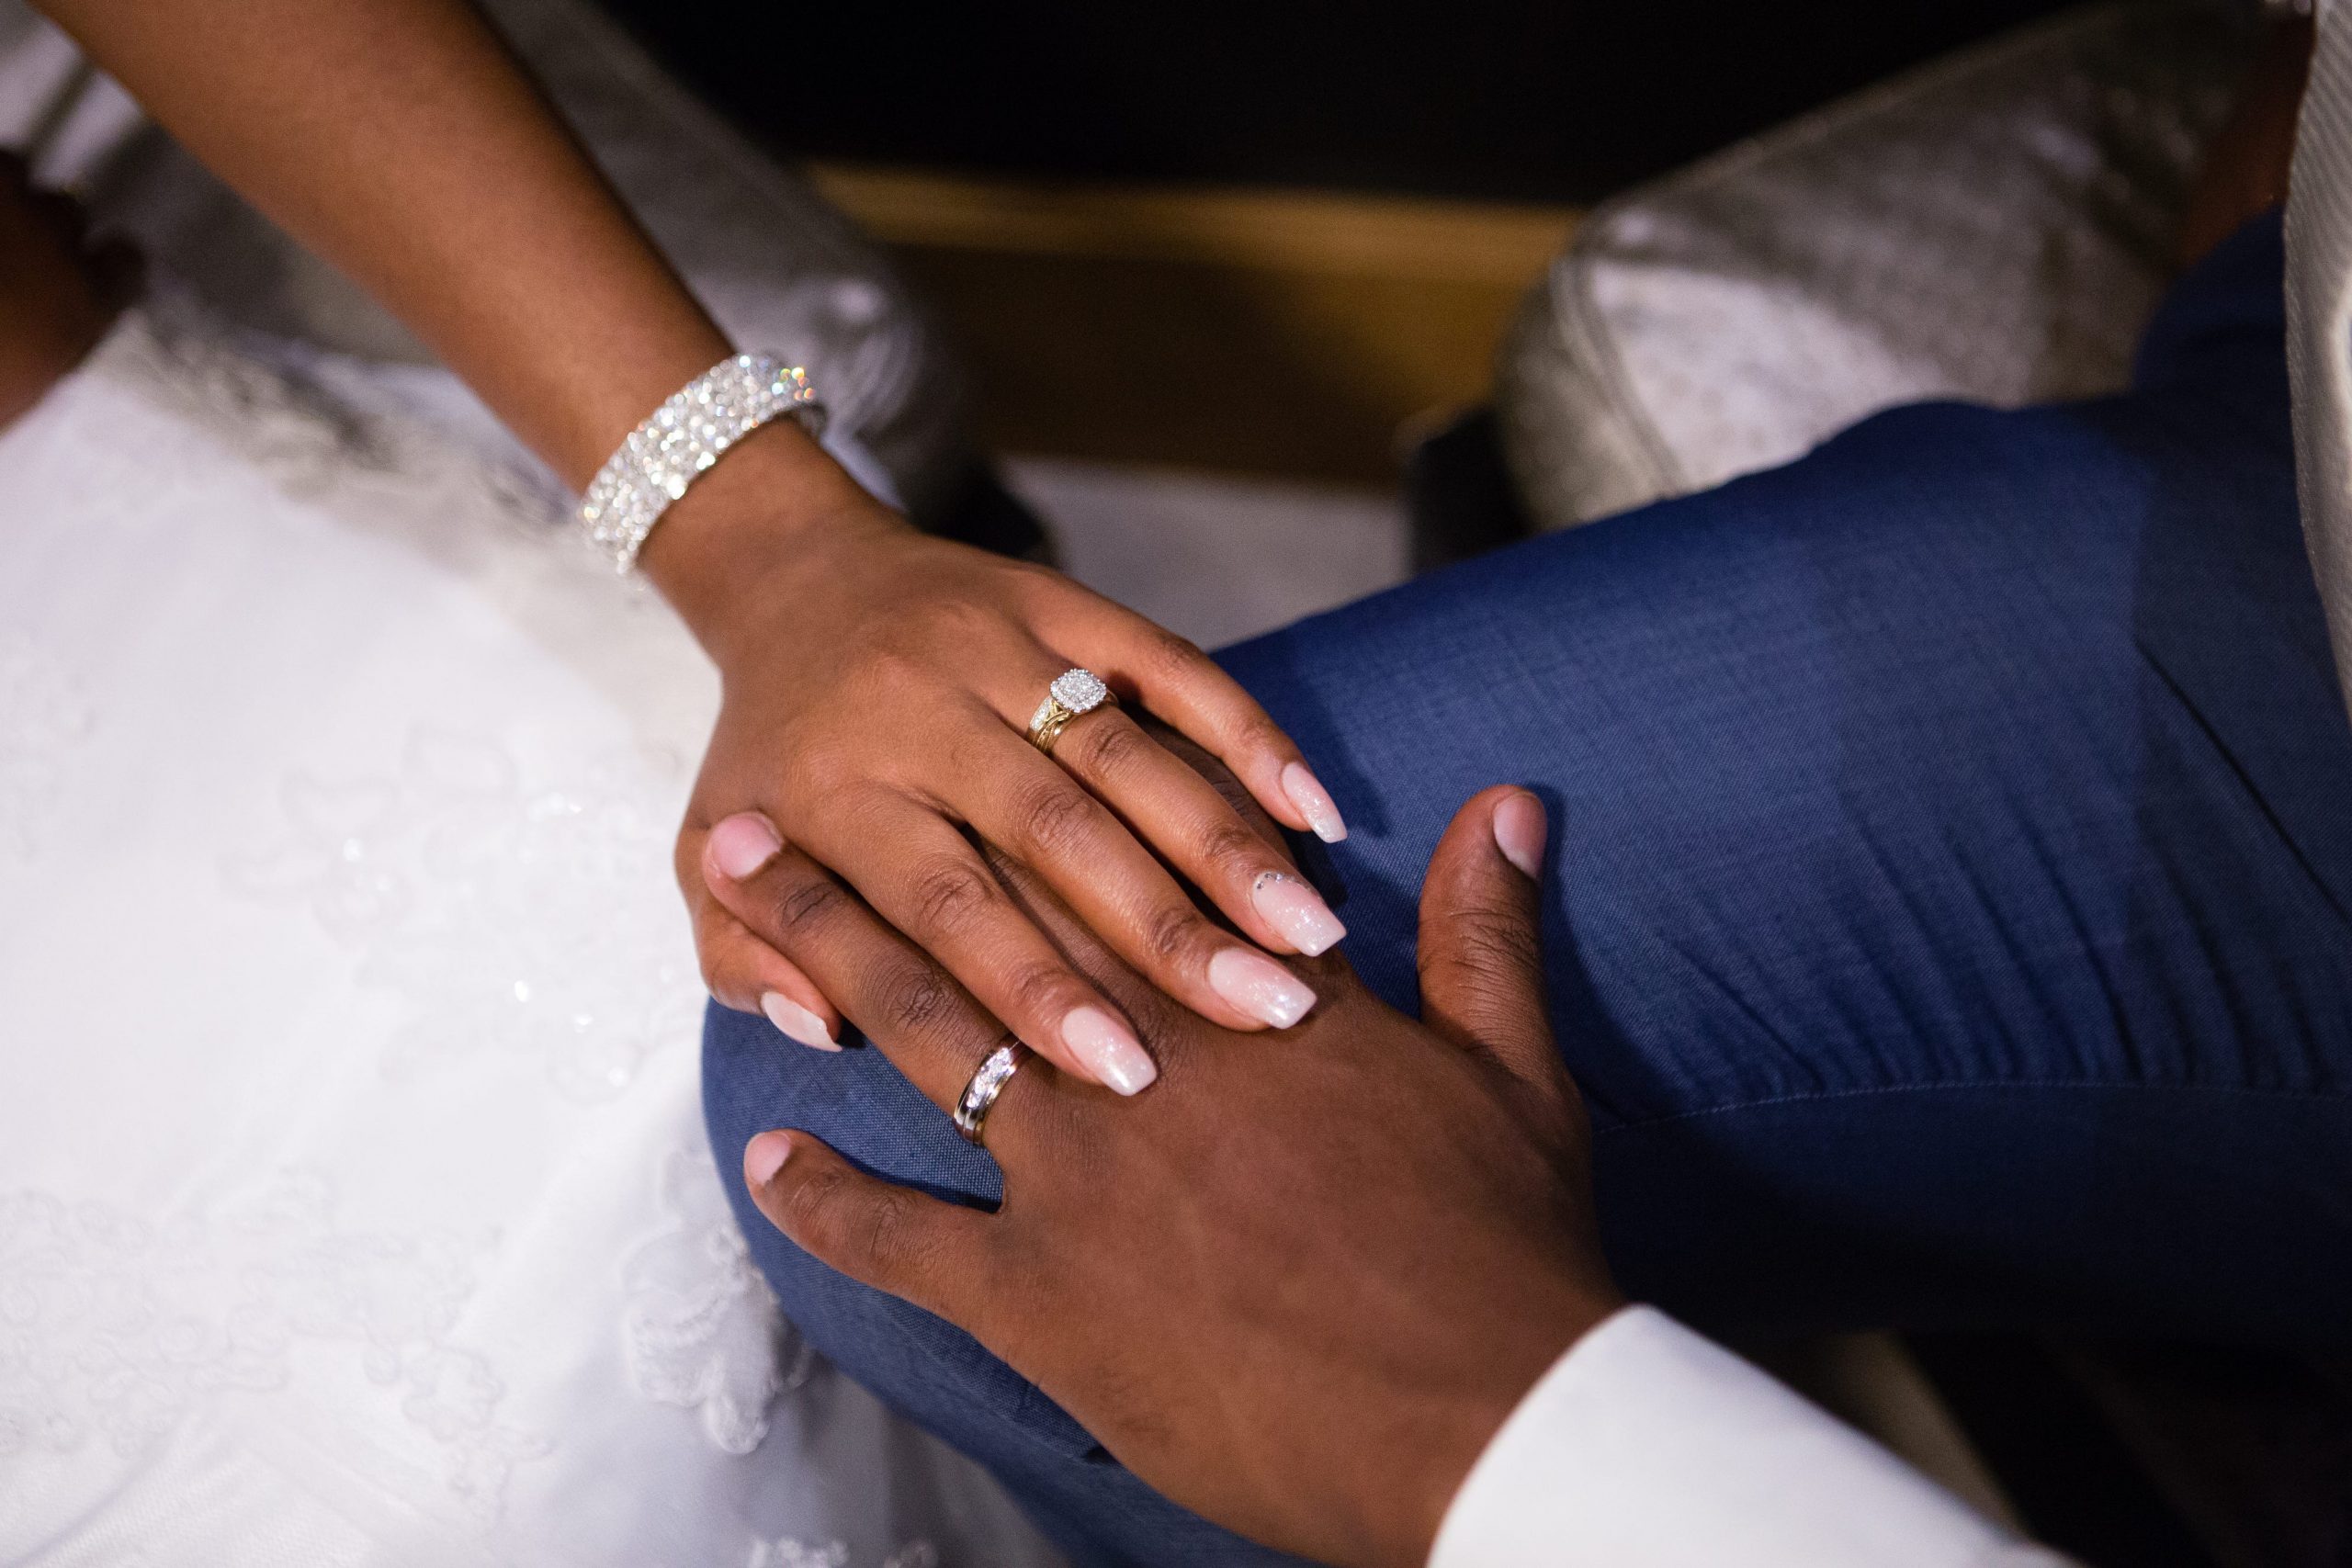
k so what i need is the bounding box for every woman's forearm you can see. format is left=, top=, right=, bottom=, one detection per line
left=28, top=0, right=835, bottom=515
left=34, top=0, right=1347, bottom=1066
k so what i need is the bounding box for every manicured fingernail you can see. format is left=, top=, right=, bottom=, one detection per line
left=708, top=812, right=783, bottom=880
left=1282, top=762, right=1348, bottom=843
left=1250, top=871, right=1345, bottom=955
left=1209, top=948, right=1318, bottom=1029
left=1492, top=791, right=1547, bottom=880
left=762, top=991, right=840, bottom=1051
left=1061, top=1007, right=1158, bottom=1095
left=745, top=1131, right=793, bottom=1188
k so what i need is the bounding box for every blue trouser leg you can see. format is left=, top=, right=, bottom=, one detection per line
left=702, top=212, right=2352, bottom=1566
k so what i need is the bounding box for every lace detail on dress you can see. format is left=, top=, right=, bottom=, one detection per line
left=221, top=728, right=702, bottom=1101
left=0, top=635, right=93, bottom=861
left=623, top=1149, right=814, bottom=1455
left=0, top=1173, right=551, bottom=1522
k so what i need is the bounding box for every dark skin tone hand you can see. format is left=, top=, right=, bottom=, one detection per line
left=702, top=743, right=1625, bottom=1568
left=34, top=0, right=1347, bottom=1097
left=0, top=155, right=133, bottom=430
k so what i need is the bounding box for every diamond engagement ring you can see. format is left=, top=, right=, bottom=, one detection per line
left=953, top=1041, right=1028, bottom=1146
left=1026, top=668, right=1115, bottom=755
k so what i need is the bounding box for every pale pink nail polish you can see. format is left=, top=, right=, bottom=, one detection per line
left=1208, top=948, right=1317, bottom=1029
left=708, top=812, right=783, bottom=880
left=763, top=991, right=840, bottom=1051
left=1281, top=762, right=1348, bottom=843
left=744, top=1132, right=792, bottom=1188
left=1061, top=1007, right=1158, bottom=1095
left=1250, top=871, right=1345, bottom=955
left=1492, top=792, right=1547, bottom=880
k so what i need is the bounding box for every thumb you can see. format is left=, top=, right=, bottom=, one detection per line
left=1416, top=787, right=1563, bottom=1097
left=742, top=1131, right=1001, bottom=1330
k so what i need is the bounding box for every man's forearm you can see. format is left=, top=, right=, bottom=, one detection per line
left=30, top=0, right=821, bottom=497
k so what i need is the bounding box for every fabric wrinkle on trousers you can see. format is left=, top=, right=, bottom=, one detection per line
left=703, top=210, right=2352, bottom=1568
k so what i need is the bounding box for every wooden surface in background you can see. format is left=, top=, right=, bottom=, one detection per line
left=808, top=164, right=1577, bottom=483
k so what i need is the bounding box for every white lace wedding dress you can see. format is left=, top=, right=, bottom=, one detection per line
left=0, top=6, right=1063, bottom=1567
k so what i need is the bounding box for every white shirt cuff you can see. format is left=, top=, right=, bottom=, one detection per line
left=1429, top=1305, right=2075, bottom=1568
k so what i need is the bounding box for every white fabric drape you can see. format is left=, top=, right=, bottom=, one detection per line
left=0, top=301, right=1060, bottom=1568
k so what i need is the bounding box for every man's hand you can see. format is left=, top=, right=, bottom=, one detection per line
left=707, top=779, right=1623, bottom=1568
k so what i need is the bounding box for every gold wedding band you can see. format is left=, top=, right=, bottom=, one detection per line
left=1027, top=668, right=1116, bottom=756
left=954, top=1041, right=1028, bottom=1146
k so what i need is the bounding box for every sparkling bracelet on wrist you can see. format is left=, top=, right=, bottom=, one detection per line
left=578, top=352, right=826, bottom=574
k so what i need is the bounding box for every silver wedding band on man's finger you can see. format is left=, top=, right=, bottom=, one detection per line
left=954, top=1040, right=1029, bottom=1146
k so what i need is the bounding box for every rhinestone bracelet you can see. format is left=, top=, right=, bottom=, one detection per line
left=578, top=353, right=827, bottom=574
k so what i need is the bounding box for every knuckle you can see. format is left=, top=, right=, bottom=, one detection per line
left=874, top=956, right=960, bottom=1039
left=1197, top=820, right=1270, bottom=881
left=859, top=644, right=931, bottom=690
left=998, top=557, right=1062, bottom=596
left=766, top=873, right=845, bottom=941
left=1008, top=773, right=1097, bottom=859
left=1139, top=897, right=1206, bottom=967
left=1422, top=904, right=1543, bottom=988
left=926, top=596, right=999, bottom=649
left=905, top=854, right=998, bottom=934
left=1240, top=714, right=1291, bottom=758
left=1005, top=960, right=1079, bottom=1020
left=1461, top=906, right=1545, bottom=975
left=1072, top=715, right=1149, bottom=781
left=1144, top=629, right=1209, bottom=683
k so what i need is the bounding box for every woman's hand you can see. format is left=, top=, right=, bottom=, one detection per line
left=665, top=433, right=1351, bottom=1092
left=718, top=774, right=1622, bottom=1568
left=20, top=0, right=1340, bottom=1094
left=0, top=155, right=135, bottom=430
